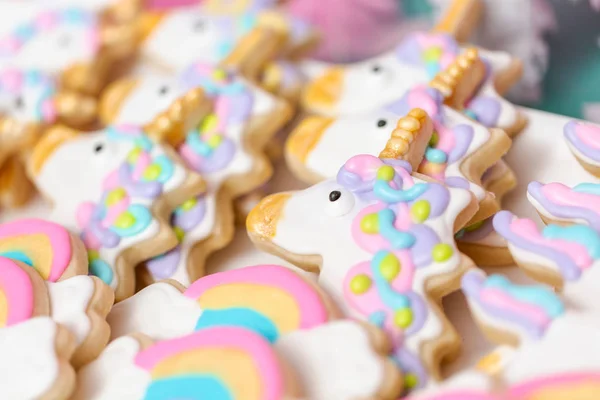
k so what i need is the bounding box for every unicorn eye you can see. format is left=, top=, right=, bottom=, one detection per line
left=377, top=119, right=387, bottom=128
left=325, top=188, right=354, bottom=217
left=13, top=96, right=24, bottom=110
left=193, top=20, right=205, bottom=32
left=94, top=143, right=104, bottom=153
left=371, top=64, right=382, bottom=73
left=158, top=86, right=169, bottom=96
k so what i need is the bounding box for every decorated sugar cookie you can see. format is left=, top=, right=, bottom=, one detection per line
left=287, top=84, right=511, bottom=223
left=455, top=217, right=512, bottom=267
left=0, top=4, right=137, bottom=95
left=37, top=0, right=144, bottom=21
left=248, top=113, right=478, bottom=389
left=564, top=120, right=600, bottom=177
left=137, top=6, right=283, bottom=77
left=493, top=210, right=600, bottom=322
left=73, top=327, right=302, bottom=400
left=107, top=264, right=402, bottom=399
left=28, top=125, right=206, bottom=301
left=461, top=269, right=600, bottom=387
left=303, top=32, right=526, bottom=136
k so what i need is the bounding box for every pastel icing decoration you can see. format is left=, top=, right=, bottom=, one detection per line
left=455, top=217, right=512, bottom=267
left=108, top=264, right=333, bottom=342
left=74, top=328, right=294, bottom=400
left=248, top=152, right=475, bottom=390
left=528, top=181, right=600, bottom=231
left=303, top=32, right=523, bottom=134
left=462, top=269, right=564, bottom=342
left=0, top=257, right=44, bottom=327
left=564, top=120, right=600, bottom=174
left=29, top=125, right=203, bottom=301
left=0, top=68, right=57, bottom=123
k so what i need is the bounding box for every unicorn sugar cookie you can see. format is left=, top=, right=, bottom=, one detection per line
left=563, top=120, right=600, bottom=177
left=106, top=264, right=402, bottom=399
left=137, top=6, right=285, bottom=78
left=461, top=269, right=600, bottom=388
left=247, top=112, right=479, bottom=389
left=0, top=156, right=37, bottom=209
left=492, top=210, right=600, bottom=320
left=72, top=327, right=303, bottom=400
left=0, top=4, right=138, bottom=95
left=303, top=32, right=526, bottom=136
left=101, top=64, right=292, bottom=285
left=287, top=84, right=511, bottom=224
left=27, top=125, right=207, bottom=301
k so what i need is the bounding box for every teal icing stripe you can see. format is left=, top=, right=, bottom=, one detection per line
left=373, top=180, right=429, bottom=204
left=486, top=275, right=564, bottom=317
left=143, top=375, right=232, bottom=400
left=370, top=251, right=411, bottom=310
left=377, top=208, right=416, bottom=249
left=543, top=224, right=600, bottom=259
left=150, top=155, right=174, bottom=184
left=89, top=258, right=114, bottom=285
left=573, top=182, right=600, bottom=196
left=195, top=308, right=279, bottom=343
left=0, top=251, right=33, bottom=267
left=109, top=205, right=153, bottom=237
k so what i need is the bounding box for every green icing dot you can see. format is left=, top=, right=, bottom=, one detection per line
left=411, top=200, right=430, bottom=223
left=115, top=212, right=136, bottom=229
left=423, top=47, right=442, bottom=63
left=174, top=226, right=185, bottom=242
left=200, top=114, right=219, bottom=132
left=350, top=274, right=372, bottom=294
left=432, top=243, right=454, bottom=262
left=376, top=165, right=395, bottom=181
left=360, top=214, right=379, bottom=234
left=379, top=253, right=400, bottom=281
left=405, top=373, right=418, bottom=389
left=105, top=188, right=126, bottom=206
left=207, top=134, right=223, bottom=148
left=143, top=164, right=162, bottom=181
left=180, top=198, right=197, bottom=211
left=429, top=131, right=439, bottom=147
left=394, top=308, right=413, bottom=328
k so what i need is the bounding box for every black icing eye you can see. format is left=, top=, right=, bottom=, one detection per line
left=158, top=86, right=169, bottom=96
left=377, top=119, right=387, bottom=128
left=193, top=20, right=205, bottom=32
left=371, top=65, right=382, bottom=73
left=94, top=143, right=104, bottom=153
left=329, top=190, right=342, bottom=202
left=14, top=96, right=23, bottom=110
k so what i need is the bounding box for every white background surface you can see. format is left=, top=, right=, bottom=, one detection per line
left=1, top=107, right=594, bottom=379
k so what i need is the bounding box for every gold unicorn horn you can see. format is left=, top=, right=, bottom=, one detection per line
left=433, top=0, right=483, bottom=42
left=379, top=108, right=434, bottom=171
left=429, top=47, right=485, bottom=109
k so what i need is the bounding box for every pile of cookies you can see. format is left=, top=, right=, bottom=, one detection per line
left=1, top=0, right=599, bottom=399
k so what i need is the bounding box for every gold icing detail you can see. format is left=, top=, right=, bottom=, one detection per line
left=99, top=79, right=138, bottom=125
left=246, top=193, right=291, bottom=240
left=379, top=108, right=428, bottom=159
left=138, top=11, right=165, bottom=42
left=303, top=67, right=343, bottom=109
left=29, top=126, right=78, bottom=175
left=429, top=47, right=479, bottom=98
left=286, top=116, right=334, bottom=163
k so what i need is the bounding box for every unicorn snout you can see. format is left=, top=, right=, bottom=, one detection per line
left=246, top=192, right=291, bottom=242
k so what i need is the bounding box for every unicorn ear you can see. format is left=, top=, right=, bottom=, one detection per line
left=429, top=47, right=486, bottom=110
left=461, top=269, right=565, bottom=347
left=379, top=108, right=433, bottom=171
left=432, top=0, right=483, bottom=42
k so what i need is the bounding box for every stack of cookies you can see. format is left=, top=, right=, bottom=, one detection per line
left=0, top=0, right=599, bottom=399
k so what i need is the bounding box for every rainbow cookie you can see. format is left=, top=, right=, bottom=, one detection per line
left=287, top=84, right=511, bottom=224
left=249, top=128, right=478, bottom=389
left=0, top=4, right=138, bottom=95
left=527, top=181, right=600, bottom=230
left=73, top=327, right=301, bottom=400
left=107, top=265, right=403, bottom=399
left=564, top=121, right=600, bottom=177
left=28, top=125, right=206, bottom=301
left=101, top=64, right=291, bottom=285
left=461, top=269, right=600, bottom=389
left=137, top=7, right=284, bottom=78
left=493, top=210, right=600, bottom=322
left=303, top=32, right=526, bottom=136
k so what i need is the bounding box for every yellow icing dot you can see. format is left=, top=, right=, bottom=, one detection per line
left=143, top=164, right=162, bottom=181
left=376, top=165, right=395, bottom=181
left=379, top=253, right=400, bottom=281
left=105, top=188, right=126, bottom=206
left=360, top=214, right=379, bottom=234
left=174, top=226, right=185, bottom=243
left=212, top=69, right=227, bottom=81
left=405, top=374, right=418, bottom=389
left=180, top=198, right=197, bottom=211
left=429, top=131, right=439, bottom=146
left=424, top=47, right=442, bottom=62
left=465, top=220, right=485, bottom=232
left=394, top=308, right=413, bottom=328
left=350, top=274, right=372, bottom=294
left=411, top=200, right=430, bottom=223
left=432, top=243, right=454, bottom=262
left=115, top=212, right=136, bottom=229
left=87, top=250, right=99, bottom=261
left=127, top=147, right=142, bottom=163
left=207, top=134, right=222, bottom=148
left=200, top=114, right=219, bottom=132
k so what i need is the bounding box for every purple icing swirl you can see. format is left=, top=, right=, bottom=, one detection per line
left=564, top=120, right=600, bottom=162
left=118, top=163, right=163, bottom=199
left=394, top=347, right=428, bottom=390
left=492, top=210, right=581, bottom=281
left=467, top=96, right=501, bottom=128
left=446, top=124, right=474, bottom=164
left=408, top=224, right=441, bottom=268
left=173, top=197, right=207, bottom=232
left=146, top=247, right=182, bottom=279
